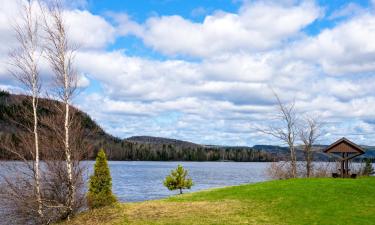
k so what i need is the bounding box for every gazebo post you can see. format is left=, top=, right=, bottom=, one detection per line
left=341, top=153, right=345, bottom=178
left=345, top=153, right=349, bottom=177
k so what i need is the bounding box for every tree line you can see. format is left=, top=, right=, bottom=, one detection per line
left=101, top=141, right=275, bottom=162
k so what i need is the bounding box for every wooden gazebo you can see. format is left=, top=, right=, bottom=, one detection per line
left=324, top=137, right=364, bottom=178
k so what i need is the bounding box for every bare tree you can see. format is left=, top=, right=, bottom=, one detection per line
left=0, top=98, right=93, bottom=224
left=299, top=116, right=321, bottom=177
left=8, top=0, right=43, bottom=219
left=259, top=92, right=298, bottom=178
left=39, top=104, right=92, bottom=221
left=0, top=97, right=50, bottom=224
left=42, top=0, right=78, bottom=219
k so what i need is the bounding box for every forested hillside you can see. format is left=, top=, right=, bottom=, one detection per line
left=1, top=91, right=374, bottom=161
left=0, top=91, right=122, bottom=159
left=0, top=92, right=274, bottom=161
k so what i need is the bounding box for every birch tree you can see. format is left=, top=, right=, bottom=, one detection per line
left=8, top=0, right=43, bottom=218
left=43, top=1, right=77, bottom=219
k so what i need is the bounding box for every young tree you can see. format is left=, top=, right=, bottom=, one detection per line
left=362, top=159, right=374, bottom=176
left=87, top=149, right=117, bottom=209
left=164, top=165, right=193, bottom=194
left=299, top=116, right=321, bottom=177
left=43, top=1, right=78, bottom=218
left=259, top=92, right=298, bottom=178
left=8, top=0, right=43, bottom=218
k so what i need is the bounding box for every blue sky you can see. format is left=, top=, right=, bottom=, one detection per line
left=1, top=0, right=375, bottom=146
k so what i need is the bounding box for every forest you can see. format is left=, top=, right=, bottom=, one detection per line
left=0, top=91, right=274, bottom=162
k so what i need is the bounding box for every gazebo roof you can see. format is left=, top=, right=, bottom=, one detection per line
left=324, top=137, right=365, bottom=154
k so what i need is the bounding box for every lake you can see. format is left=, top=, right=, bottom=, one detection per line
left=0, top=161, right=271, bottom=203
left=1, top=161, right=371, bottom=203
left=105, top=161, right=271, bottom=202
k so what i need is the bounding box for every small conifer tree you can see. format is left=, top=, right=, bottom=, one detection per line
left=362, top=159, right=375, bottom=176
left=163, top=165, right=193, bottom=194
left=87, top=149, right=117, bottom=209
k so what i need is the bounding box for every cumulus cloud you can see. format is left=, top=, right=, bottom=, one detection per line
left=290, top=13, right=375, bottom=75
left=64, top=10, right=116, bottom=49
left=0, top=0, right=116, bottom=84
left=121, top=1, right=321, bottom=57
left=0, top=0, right=115, bottom=53
left=2, top=0, right=375, bottom=145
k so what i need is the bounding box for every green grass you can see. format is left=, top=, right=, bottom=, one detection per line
left=62, top=177, right=375, bottom=225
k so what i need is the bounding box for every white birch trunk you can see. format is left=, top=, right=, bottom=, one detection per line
left=32, top=83, right=42, bottom=218
left=64, top=81, right=74, bottom=219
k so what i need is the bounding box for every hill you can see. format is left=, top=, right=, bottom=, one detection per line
left=1, top=91, right=374, bottom=161
left=0, top=91, right=123, bottom=159
left=61, top=177, right=375, bottom=225
left=0, top=91, right=274, bottom=161
left=126, top=136, right=201, bottom=148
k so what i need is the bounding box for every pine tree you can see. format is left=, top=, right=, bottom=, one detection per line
left=163, top=165, right=193, bottom=194
left=362, top=159, right=375, bottom=176
left=87, top=149, right=117, bottom=209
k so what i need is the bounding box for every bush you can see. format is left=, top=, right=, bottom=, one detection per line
left=362, top=159, right=375, bottom=176
left=164, top=165, right=193, bottom=194
left=267, top=161, right=335, bottom=179
left=266, top=161, right=294, bottom=179
left=87, top=149, right=117, bottom=209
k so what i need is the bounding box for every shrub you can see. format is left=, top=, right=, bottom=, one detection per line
left=87, top=149, right=117, bottom=209
left=164, top=165, right=193, bottom=194
left=362, top=159, right=375, bottom=176
left=267, top=161, right=334, bottom=179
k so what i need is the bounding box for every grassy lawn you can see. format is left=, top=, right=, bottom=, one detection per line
left=62, top=177, right=375, bottom=225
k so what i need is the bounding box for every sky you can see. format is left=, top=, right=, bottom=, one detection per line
left=1, top=0, right=375, bottom=146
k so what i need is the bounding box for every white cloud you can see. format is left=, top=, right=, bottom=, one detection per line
left=291, top=13, right=375, bottom=75
left=0, top=0, right=116, bottom=53
left=64, top=10, right=116, bottom=49
left=77, top=73, right=90, bottom=88
left=3, top=0, right=375, bottom=145
left=122, top=1, right=321, bottom=57
left=75, top=50, right=203, bottom=101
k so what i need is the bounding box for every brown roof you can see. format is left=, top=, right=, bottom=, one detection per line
left=324, top=137, right=365, bottom=154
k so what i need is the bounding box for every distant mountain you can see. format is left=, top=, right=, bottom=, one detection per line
left=1, top=91, right=374, bottom=161
left=253, top=144, right=375, bottom=161
left=126, top=136, right=201, bottom=148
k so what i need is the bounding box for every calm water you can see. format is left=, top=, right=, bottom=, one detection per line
left=2, top=161, right=372, bottom=203
left=101, top=161, right=270, bottom=202
left=0, top=161, right=270, bottom=203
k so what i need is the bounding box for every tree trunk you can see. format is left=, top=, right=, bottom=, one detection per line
left=179, top=188, right=182, bottom=194
left=290, top=146, right=297, bottom=178
left=306, top=152, right=311, bottom=178
left=32, top=86, right=43, bottom=218
left=64, top=98, right=74, bottom=219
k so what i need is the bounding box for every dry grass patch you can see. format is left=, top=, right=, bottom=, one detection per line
left=59, top=199, right=278, bottom=225
left=122, top=200, right=274, bottom=225
left=58, top=204, right=126, bottom=225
